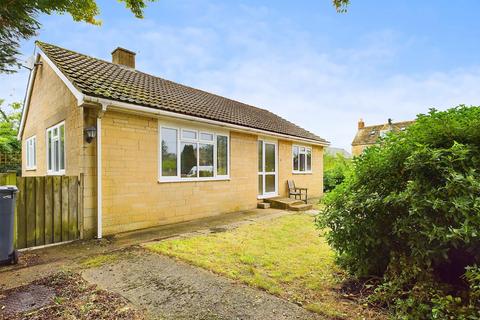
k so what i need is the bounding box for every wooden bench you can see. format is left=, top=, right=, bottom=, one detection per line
left=287, top=180, right=308, bottom=203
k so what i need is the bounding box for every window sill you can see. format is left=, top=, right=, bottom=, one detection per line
left=158, top=177, right=230, bottom=183
left=47, top=171, right=66, bottom=176
left=292, top=171, right=313, bottom=175
left=26, top=167, right=37, bottom=171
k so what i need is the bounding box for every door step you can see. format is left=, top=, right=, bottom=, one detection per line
left=257, top=202, right=271, bottom=209
left=288, top=203, right=313, bottom=211
left=263, top=197, right=311, bottom=211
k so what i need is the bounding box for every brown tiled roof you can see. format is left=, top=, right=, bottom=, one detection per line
left=352, top=120, right=415, bottom=146
left=37, top=42, right=328, bottom=144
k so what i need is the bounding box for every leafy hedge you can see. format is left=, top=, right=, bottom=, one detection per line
left=323, top=153, right=351, bottom=192
left=317, top=106, right=480, bottom=318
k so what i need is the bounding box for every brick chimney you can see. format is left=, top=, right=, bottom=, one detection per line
left=358, top=118, right=365, bottom=129
left=111, top=47, right=136, bottom=68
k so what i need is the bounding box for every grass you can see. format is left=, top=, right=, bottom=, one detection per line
left=146, top=214, right=383, bottom=319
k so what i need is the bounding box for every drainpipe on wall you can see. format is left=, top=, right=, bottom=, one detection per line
left=97, top=103, right=108, bottom=239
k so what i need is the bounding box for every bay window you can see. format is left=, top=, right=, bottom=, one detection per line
left=160, top=124, right=229, bottom=181
left=292, top=145, right=312, bottom=173
left=46, top=122, right=65, bottom=174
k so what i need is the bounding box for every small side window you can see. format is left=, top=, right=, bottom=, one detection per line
left=26, top=136, right=37, bottom=170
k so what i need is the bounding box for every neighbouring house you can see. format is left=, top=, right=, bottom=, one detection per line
left=351, top=118, right=414, bottom=156
left=18, top=41, right=329, bottom=239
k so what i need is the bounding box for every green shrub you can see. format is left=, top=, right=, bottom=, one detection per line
left=317, top=106, right=480, bottom=319
left=323, top=153, right=350, bottom=192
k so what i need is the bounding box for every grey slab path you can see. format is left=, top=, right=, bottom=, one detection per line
left=83, top=249, right=324, bottom=320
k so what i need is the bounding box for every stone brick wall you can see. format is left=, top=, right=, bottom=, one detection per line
left=351, top=144, right=367, bottom=156
left=278, top=140, right=324, bottom=199
left=101, top=111, right=259, bottom=235
left=21, top=56, right=83, bottom=177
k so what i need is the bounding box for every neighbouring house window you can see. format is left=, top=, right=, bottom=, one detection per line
left=26, top=136, right=36, bottom=170
left=46, top=122, right=65, bottom=174
left=160, top=125, right=229, bottom=181
left=292, top=145, right=312, bottom=173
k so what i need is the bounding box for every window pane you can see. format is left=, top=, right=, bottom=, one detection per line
left=59, top=125, right=65, bottom=170
left=293, top=146, right=299, bottom=171
left=265, top=175, right=275, bottom=193
left=200, top=132, right=214, bottom=141
left=217, top=135, right=228, bottom=176
left=299, top=153, right=305, bottom=172
left=306, top=148, right=312, bottom=171
left=32, top=139, right=36, bottom=166
left=258, top=141, right=263, bottom=172
left=161, top=128, right=178, bottom=176
left=54, top=140, right=60, bottom=172
left=199, top=143, right=214, bottom=177
left=48, top=131, right=52, bottom=170
left=182, top=130, right=197, bottom=140
left=258, top=175, right=263, bottom=195
left=265, top=143, right=275, bottom=172
left=181, top=142, right=197, bottom=178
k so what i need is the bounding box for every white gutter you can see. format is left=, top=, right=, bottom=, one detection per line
left=82, top=96, right=330, bottom=147
left=96, top=103, right=107, bottom=239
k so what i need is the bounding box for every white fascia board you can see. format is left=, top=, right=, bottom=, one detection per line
left=82, top=95, right=330, bottom=147
left=37, top=49, right=84, bottom=104
left=17, top=56, right=38, bottom=139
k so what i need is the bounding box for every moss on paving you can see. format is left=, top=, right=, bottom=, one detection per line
left=146, top=214, right=383, bottom=319
left=80, top=253, right=121, bottom=269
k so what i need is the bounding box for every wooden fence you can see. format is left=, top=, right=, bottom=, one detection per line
left=0, top=173, right=82, bottom=249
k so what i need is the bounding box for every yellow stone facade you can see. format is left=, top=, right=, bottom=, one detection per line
left=21, top=59, right=325, bottom=237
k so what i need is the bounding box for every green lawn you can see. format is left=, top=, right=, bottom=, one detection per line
left=146, top=214, right=383, bottom=319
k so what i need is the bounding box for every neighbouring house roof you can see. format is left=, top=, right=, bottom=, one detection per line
left=36, top=41, right=328, bottom=144
left=352, top=120, right=415, bottom=146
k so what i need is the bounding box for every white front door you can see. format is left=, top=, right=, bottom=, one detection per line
left=258, top=140, right=278, bottom=198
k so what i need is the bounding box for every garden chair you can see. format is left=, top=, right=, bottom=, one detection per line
left=287, top=180, right=308, bottom=203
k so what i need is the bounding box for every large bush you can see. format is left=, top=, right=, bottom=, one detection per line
left=323, top=153, right=351, bottom=192
left=317, top=106, right=480, bottom=318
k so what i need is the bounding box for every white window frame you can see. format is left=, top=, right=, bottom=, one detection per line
left=292, top=144, right=312, bottom=174
left=159, top=123, right=230, bottom=182
left=257, top=138, right=278, bottom=199
left=25, top=135, right=37, bottom=170
left=46, top=121, right=66, bottom=175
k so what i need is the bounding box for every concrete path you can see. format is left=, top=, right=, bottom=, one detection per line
left=83, top=249, right=324, bottom=320
left=0, top=208, right=289, bottom=290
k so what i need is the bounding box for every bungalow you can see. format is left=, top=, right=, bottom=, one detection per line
left=19, top=42, right=329, bottom=239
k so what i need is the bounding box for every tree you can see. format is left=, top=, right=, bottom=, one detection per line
left=0, top=99, right=22, bottom=153
left=0, top=0, right=155, bottom=73
left=332, top=0, right=350, bottom=12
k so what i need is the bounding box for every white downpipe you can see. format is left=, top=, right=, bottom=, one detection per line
left=96, top=115, right=102, bottom=239
left=96, top=104, right=107, bottom=239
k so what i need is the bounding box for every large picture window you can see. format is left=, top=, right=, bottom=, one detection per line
left=292, top=145, right=312, bottom=173
left=160, top=124, right=229, bottom=181
left=46, top=122, right=65, bottom=174
left=26, top=136, right=36, bottom=170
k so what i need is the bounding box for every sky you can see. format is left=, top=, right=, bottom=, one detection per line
left=2, top=0, right=480, bottom=150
